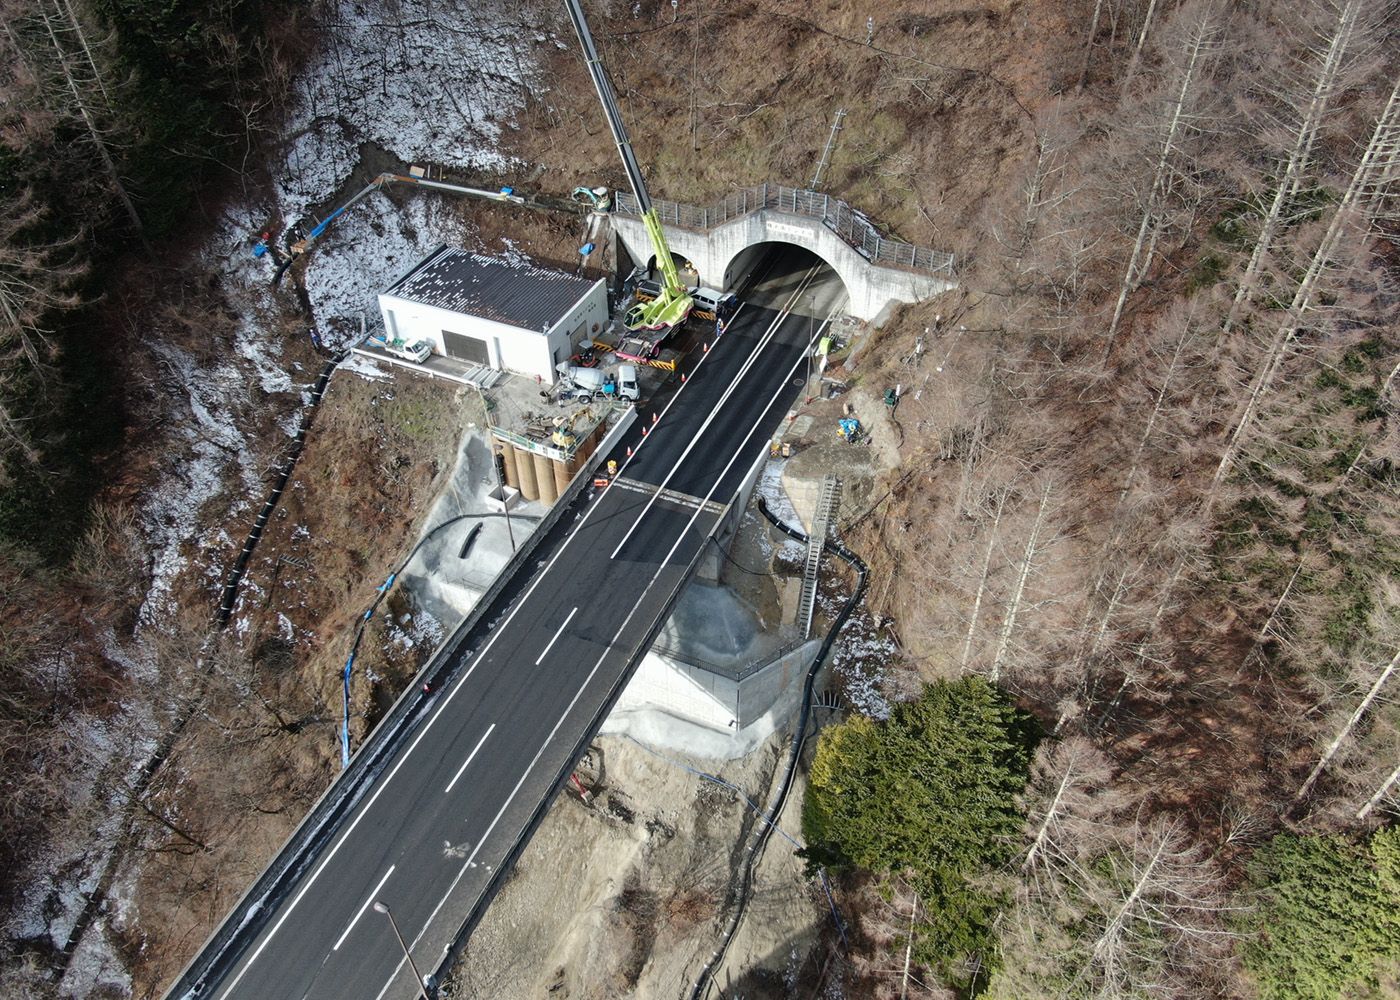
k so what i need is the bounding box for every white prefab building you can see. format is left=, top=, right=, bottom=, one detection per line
left=378, top=246, right=608, bottom=384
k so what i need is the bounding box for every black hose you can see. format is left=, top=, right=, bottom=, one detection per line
left=339, top=509, right=542, bottom=765
left=688, top=497, right=867, bottom=1000
left=215, top=355, right=342, bottom=628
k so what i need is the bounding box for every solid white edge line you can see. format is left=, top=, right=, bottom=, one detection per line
left=444, top=724, right=496, bottom=795
left=534, top=607, right=578, bottom=666
left=608, top=267, right=821, bottom=560
left=332, top=865, right=395, bottom=952
left=372, top=291, right=847, bottom=1000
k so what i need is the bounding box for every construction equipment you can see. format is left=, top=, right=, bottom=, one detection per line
left=562, top=0, right=694, bottom=336
left=551, top=406, right=594, bottom=449
left=572, top=185, right=612, bottom=211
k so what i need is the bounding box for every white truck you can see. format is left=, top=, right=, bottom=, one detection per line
left=555, top=362, right=640, bottom=403
left=379, top=336, right=432, bottom=363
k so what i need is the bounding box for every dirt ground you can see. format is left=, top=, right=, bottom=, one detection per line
left=442, top=731, right=828, bottom=1000
left=120, top=369, right=473, bottom=995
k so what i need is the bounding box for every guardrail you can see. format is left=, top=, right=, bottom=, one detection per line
left=162, top=408, right=637, bottom=1000
left=614, top=184, right=955, bottom=277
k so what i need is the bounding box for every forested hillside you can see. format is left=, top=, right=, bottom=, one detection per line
left=1, top=0, right=307, bottom=934
left=782, top=0, right=1400, bottom=994
left=1, top=0, right=1397, bottom=997
left=513, top=1, right=1400, bottom=991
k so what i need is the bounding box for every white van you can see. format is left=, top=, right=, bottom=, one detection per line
left=689, top=286, right=725, bottom=317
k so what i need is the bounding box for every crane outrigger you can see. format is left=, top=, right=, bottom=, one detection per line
left=562, top=0, right=694, bottom=336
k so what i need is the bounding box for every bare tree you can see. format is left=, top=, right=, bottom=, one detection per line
left=990, top=477, right=1063, bottom=684
left=6, top=0, right=144, bottom=234
left=992, top=812, right=1235, bottom=998
left=1295, top=621, right=1399, bottom=803
left=1356, top=756, right=1400, bottom=821
left=1073, top=815, right=1235, bottom=997
left=1208, top=76, right=1400, bottom=512
left=1238, top=555, right=1308, bottom=673
left=1020, top=736, right=1119, bottom=875
left=1102, top=1, right=1225, bottom=359
left=960, top=489, right=1007, bottom=673
left=1118, top=0, right=1163, bottom=95
left=1222, top=0, right=1379, bottom=333
left=0, top=188, right=87, bottom=464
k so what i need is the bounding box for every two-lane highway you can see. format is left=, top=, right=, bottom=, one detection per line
left=186, top=248, right=846, bottom=1000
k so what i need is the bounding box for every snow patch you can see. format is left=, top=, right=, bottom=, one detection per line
left=818, top=589, right=893, bottom=721
left=284, top=0, right=531, bottom=182
left=57, top=916, right=131, bottom=999
left=341, top=353, right=391, bottom=382
left=138, top=343, right=254, bottom=625
left=756, top=459, right=801, bottom=526
left=301, top=196, right=474, bottom=344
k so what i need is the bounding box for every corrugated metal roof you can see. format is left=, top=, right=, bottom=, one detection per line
left=385, top=246, right=598, bottom=331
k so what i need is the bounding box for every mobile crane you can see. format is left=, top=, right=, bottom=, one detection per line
left=562, top=0, right=694, bottom=344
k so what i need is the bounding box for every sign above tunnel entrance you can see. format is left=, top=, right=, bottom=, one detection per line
left=765, top=221, right=811, bottom=239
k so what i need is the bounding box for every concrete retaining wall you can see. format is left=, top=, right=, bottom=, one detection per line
left=606, top=638, right=820, bottom=755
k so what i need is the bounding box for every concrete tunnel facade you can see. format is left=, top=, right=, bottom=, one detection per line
left=610, top=207, right=956, bottom=325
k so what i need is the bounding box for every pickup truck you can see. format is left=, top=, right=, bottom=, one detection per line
left=384, top=338, right=433, bottom=364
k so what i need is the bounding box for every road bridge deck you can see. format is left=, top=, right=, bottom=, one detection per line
left=170, top=248, right=842, bottom=1000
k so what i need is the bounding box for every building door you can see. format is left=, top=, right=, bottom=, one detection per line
left=442, top=329, right=491, bottom=365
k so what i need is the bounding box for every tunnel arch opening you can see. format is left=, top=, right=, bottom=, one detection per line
left=723, top=241, right=850, bottom=311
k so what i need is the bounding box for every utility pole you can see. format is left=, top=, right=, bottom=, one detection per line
left=811, top=108, right=846, bottom=191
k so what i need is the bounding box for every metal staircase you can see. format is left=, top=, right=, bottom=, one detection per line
left=799, top=475, right=841, bottom=637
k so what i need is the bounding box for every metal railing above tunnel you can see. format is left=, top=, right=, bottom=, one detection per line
left=613, top=184, right=956, bottom=278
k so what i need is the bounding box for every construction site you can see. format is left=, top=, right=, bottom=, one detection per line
left=131, top=3, right=948, bottom=998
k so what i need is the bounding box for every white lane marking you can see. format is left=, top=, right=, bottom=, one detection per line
left=372, top=294, right=847, bottom=1000
left=444, top=724, right=496, bottom=795
left=219, top=285, right=736, bottom=999
left=534, top=607, right=578, bottom=666
left=609, top=268, right=821, bottom=561
left=373, top=593, right=661, bottom=1000
left=332, top=865, right=396, bottom=952
left=225, top=287, right=797, bottom=998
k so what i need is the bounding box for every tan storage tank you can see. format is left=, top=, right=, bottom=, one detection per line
left=500, top=443, right=520, bottom=489
left=515, top=444, right=539, bottom=501
left=552, top=456, right=570, bottom=496
left=533, top=452, right=558, bottom=504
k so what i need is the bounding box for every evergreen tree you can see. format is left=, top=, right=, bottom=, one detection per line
left=802, top=676, right=1036, bottom=987
left=1241, top=827, right=1400, bottom=1000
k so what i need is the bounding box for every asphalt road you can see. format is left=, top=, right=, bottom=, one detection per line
left=201, top=247, right=845, bottom=1000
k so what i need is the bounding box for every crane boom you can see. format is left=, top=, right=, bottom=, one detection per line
left=563, top=0, right=693, bottom=332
